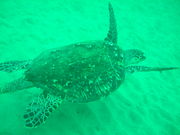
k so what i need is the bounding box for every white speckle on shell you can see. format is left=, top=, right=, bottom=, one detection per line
left=53, top=79, right=58, bottom=83
left=65, top=81, right=71, bottom=86
left=105, top=41, right=113, bottom=46
left=89, top=80, right=93, bottom=84
left=87, top=44, right=93, bottom=48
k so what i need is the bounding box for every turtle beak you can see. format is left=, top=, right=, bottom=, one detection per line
left=140, top=55, right=146, bottom=62
left=142, top=55, right=146, bottom=60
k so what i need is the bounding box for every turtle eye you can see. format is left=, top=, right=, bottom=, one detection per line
left=134, top=57, right=139, bottom=62
left=131, top=57, right=139, bottom=63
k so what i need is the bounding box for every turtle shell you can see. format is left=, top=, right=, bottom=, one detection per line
left=25, top=40, right=124, bottom=103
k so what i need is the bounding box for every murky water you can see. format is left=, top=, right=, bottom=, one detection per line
left=0, top=0, right=180, bottom=135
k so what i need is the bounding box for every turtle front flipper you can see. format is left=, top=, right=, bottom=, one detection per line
left=104, top=3, right=117, bottom=45
left=126, top=66, right=179, bottom=73
left=24, top=94, right=62, bottom=128
left=0, top=60, right=32, bottom=73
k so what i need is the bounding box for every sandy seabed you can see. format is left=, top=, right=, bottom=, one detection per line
left=0, top=0, right=180, bottom=135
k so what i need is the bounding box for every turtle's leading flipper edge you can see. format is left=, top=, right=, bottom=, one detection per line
left=0, top=60, right=32, bottom=73
left=126, top=66, right=179, bottom=73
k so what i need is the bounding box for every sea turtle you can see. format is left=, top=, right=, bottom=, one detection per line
left=0, top=3, right=178, bottom=128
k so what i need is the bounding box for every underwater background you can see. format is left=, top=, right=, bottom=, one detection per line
left=0, top=0, right=180, bottom=135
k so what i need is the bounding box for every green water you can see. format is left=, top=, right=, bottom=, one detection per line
left=0, top=0, right=180, bottom=135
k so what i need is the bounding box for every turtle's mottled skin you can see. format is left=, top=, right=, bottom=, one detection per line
left=0, top=3, right=178, bottom=128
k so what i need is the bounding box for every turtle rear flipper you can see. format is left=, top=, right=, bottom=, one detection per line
left=0, top=77, right=34, bottom=94
left=0, top=60, right=32, bottom=72
left=24, top=94, right=62, bottom=128
left=126, top=66, right=179, bottom=73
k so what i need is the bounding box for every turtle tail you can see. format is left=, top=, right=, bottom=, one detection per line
left=0, top=60, right=32, bottom=72
left=24, top=94, right=62, bottom=128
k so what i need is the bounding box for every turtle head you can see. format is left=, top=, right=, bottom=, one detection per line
left=124, top=49, right=146, bottom=65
